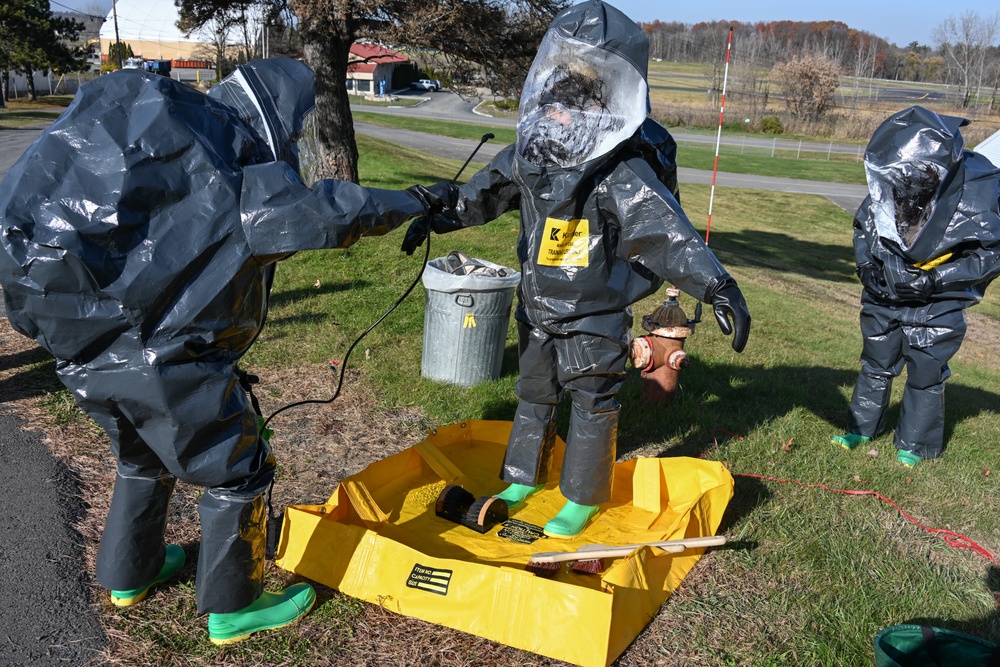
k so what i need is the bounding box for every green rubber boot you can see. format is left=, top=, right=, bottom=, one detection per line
left=831, top=433, right=871, bottom=450
left=208, top=583, right=316, bottom=645
left=493, top=482, right=545, bottom=510
left=896, top=450, right=921, bottom=468
left=543, top=501, right=600, bottom=539
left=110, top=544, right=186, bottom=607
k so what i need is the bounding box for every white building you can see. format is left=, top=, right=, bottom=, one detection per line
left=974, top=130, right=1000, bottom=168
left=98, top=0, right=261, bottom=65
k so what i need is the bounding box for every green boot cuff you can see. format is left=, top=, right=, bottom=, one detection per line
left=831, top=433, right=871, bottom=450
left=493, top=482, right=545, bottom=510
left=110, top=543, right=186, bottom=607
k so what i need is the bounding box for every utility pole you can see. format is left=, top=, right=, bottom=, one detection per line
left=112, top=0, right=123, bottom=69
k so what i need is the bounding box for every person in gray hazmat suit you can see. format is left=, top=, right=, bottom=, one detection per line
left=402, top=0, right=751, bottom=538
left=832, top=106, right=1000, bottom=467
left=0, top=57, right=452, bottom=643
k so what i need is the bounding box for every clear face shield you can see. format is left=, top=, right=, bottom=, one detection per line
left=866, top=159, right=946, bottom=250
left=516, top=33, right=648, bottom=168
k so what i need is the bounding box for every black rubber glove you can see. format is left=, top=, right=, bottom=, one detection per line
left=857, top=263, right=891, bottom=300
left=406, top=182, right=459, bottom=216
left=894, top=270, right=937, bottom=302
left=710, top=281, right=751, bottom=352
left=400, top=215, right=432, bottom=255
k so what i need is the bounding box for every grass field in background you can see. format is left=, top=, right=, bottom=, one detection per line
left=235, top=134, right=1000, bottom=664
left=351, top=110, right=868, bottom=184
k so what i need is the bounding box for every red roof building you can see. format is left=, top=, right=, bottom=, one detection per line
left=346, top=43, right=408, bottom=96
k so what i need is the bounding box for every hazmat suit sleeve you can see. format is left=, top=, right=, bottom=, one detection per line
left=928, top=239, right=1000, bottom=292
left=853, top=214, right=874, bottom=267
left=602, top=155, right=731, bottom=302
left=434, top=146, right=521, bottom=232
left=238, top=161, right=425, bottom=258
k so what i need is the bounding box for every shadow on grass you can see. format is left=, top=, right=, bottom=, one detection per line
left=0, top=348, right=61, bottom=402
left=445, top=340, right=1000, bottom=469
left=709, top=228, right=857, bottom=283
left=900, top=565, right=1000, bottom=646
left=268, top=280, right=363, bottom=309
left=615, top=361, right=860, bottom=459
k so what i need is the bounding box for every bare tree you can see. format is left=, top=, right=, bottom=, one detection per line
left=934, top=10, right=1000, bottom=108
left=770, top=54, right=840, bottom=118
left=730, top=31, right=772, bottom=124
left=849, top=33, right=881, bottom=108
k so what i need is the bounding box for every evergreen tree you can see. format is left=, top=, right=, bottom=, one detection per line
left=0, top=0, right=84, bottom=101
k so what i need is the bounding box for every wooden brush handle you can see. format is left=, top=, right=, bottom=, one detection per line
left=530, top=535, right=726, bottom=564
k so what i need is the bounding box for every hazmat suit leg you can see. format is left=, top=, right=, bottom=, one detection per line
left=847, top=304, right=905, bottom=438
left=58, top=360, right=275, bottom=614
left=502, top=321, right=560, bottom=487
left=895, top=305, right=966, bottom=459
left=88, top=403, right=178, bottom=591
left=555, top=331, right=627, bottom=506
left=55, top=364, right=177, bottom=592
left=149, top=361, right=275, bottom=614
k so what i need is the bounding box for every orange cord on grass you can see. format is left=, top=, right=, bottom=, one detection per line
left=702, top=430, right=999, bottom=564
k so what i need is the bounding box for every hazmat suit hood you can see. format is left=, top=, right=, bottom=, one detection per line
left=516, top=0, right=649, bottom=168
left=854, top=105, right=1000, bottom=306
left=209, top=56, right=316, bottom=172
left=863, top=106, right=969, bottom=258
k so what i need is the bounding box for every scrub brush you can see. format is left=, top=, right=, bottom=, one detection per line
left=525, top=535, right=727, bottom=577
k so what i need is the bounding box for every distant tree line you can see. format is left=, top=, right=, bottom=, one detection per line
left=643, top=12, right=1000, bottom=113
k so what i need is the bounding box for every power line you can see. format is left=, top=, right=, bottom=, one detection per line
left=49, top=0, right=106, bottom=22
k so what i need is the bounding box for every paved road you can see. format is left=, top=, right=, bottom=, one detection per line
left=0, top=125, right=44, bottom=176
left=366, top=88, right=872, bottom=158
left=0, top=125, right=107, bottom=666
left=354, top=120, right=868, bottom=213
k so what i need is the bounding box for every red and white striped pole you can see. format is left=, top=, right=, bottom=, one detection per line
left=705, top=26, right=733, bottom=244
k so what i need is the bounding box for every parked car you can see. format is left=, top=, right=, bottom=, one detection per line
left=411, top=78, right=441, bottom=91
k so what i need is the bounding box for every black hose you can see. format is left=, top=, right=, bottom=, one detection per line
left=259, top=132, right=495, bottom=430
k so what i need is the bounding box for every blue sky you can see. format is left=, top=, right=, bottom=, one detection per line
left=52, top=0, right=993, bottom=48
left=610, top=0, right=993, bottom=47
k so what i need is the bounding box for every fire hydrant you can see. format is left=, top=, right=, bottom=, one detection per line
left=629, top=286, right=693, bottom=405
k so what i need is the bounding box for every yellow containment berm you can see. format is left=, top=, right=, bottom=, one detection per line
left=276, top=420, right=734, bottom=667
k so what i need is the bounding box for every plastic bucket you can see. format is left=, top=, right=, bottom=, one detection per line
left=421, top=253, right=520, bottom=387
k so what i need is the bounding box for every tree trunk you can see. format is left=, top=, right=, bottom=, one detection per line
left=26, top=65, right=37, bottom=101
left=1, top=69, right=7, bottom=106
left=302, top=32, right=359, bottom=184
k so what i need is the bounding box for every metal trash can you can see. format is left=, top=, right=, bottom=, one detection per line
left=421, top=251, right=520, bottom=387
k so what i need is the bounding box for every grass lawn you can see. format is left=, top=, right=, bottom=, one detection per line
left=0, top=95, right=73, bottom=128
left=10, top=133, right=999, bottom=665
left=352, top=110, right=867, bottom=184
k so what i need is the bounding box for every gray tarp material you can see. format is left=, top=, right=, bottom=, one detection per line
left=0, top=57, right=424, bottom=613
left=849, top=106, right=1000, bottom=459
left=431, top=0, right=741, bottom=505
